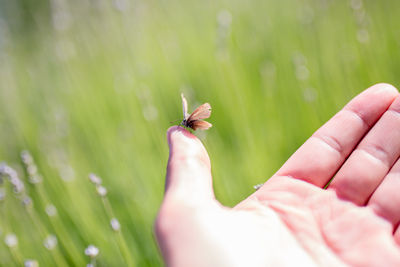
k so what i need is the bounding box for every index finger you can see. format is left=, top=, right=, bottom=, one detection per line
left=164, top=126, right=214, bottom=203
left=270, top=83, right=398, bottom=188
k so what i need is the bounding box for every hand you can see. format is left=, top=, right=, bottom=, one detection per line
left=155, top=84, right=400, bottom=267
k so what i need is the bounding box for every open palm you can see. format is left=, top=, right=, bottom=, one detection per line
left=156, top=84, right=400, bottom=267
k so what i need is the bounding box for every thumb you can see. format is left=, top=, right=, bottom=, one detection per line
left=164, top=126, right=215, bottom=204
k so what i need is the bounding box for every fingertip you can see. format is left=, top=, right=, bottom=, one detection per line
left=346, top=83, right=399, bottom=119
left=167, top=126, right=198, bottom=147
left=167, top=125, right=195, bottom=138
left=167, top=125, right=183, bottom=135
left=166, top=125, right=209, bottom=163
left=167, top=126, right=207, bottom=158
left=368, top=83, right=399, bottom=96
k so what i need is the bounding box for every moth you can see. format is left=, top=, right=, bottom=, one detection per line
left=180, top=93, right=212, bottom=130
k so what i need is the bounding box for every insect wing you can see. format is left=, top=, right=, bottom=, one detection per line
left=188, top=103, right=211, bottom=121
left=191, top=120, right=212, bottom=130
left=181, top=93, right=189, bottom=120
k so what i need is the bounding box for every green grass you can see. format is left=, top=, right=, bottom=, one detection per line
left=1, top=0, right=400, bottom=265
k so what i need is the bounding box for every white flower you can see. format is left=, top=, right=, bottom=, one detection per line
left=27, top=165, right=38, bottom=176
left=24, top=259, right=39, bottom=267
left=43, top=234, right=58, bottom=250
left=295, top=65, right=310, bottom=81
left=21, top=151, right=34, bottom=165
left=253, top=183, right=264, bottom=190
left=88, top=173, right=102, bottom=185
left=85, top=245, right=99, bottom=258
left=110, top=218, right=121, bottom=231
left=96, top=185, right=107, bottom=197
left=4, top=233, right=18, bottom=247
left=217, top=10, right=232, bottom=27
left=29, top=174, right=42, bottom=184
left=45, top=204, right=57, bottom=217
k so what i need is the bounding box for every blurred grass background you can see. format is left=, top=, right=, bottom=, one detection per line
left=0, top=0, right=400, bottom=265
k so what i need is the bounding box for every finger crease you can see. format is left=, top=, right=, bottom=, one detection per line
left=388, top=108, right=400, bottom=118
left=343, top=108, right=372, bottom=129
left=311, top=134, right=344, bottom=156
left=357, top=145, right=391, bottom=168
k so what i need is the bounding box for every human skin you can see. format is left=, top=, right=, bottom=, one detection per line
left=155, top=83, right=400, bottom=267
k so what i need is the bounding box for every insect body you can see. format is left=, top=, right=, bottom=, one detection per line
left=180, top=93, right=212, bottom=130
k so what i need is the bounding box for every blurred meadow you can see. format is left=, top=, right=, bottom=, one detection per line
left=1, top=0, right=400, bottom=265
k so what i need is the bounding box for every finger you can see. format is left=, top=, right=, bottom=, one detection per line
left=164, top=126, right=214, bottom=204
left=328, top=95, right=400, bottom=205
left=368, top=158, right=400, bottom=226
left=271, top=83, right=398, bottom=187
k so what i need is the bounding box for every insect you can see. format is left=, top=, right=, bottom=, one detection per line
left=180, top=93, right=212, bottom=130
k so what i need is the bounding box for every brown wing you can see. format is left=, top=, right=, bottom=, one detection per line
left=190, top=120, right=212, bottom=130
left=188, top=103, right=211, bottom=121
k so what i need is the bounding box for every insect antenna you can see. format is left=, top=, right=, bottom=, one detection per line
left=169, top=119, right=182, bottom=124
